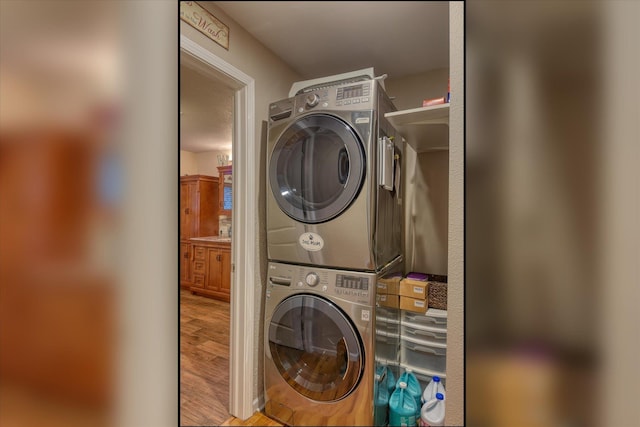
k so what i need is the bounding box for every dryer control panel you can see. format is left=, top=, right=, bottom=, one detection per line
left=268, top=81, right=376, bottom=118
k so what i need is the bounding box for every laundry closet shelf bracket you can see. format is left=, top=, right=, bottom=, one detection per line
left=385, top=104, right=450, bottom=153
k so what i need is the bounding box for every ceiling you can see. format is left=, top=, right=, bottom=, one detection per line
left=180, top=63, right=234, bottom=153
left=180, top=1, right=449, bottom=153
left=213, top=1, right=449, bottom=80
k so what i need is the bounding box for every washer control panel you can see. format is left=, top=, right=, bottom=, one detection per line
left=267, top=262, right=372, bottom=304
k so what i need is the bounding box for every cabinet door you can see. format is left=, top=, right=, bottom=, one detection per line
left=206, top=249, right=221, bottom=292
left=180, top=242, right=192, bottom=287
left=180, top=181, right=197, bottom=239
left=219, top=249, right=231, bottom=294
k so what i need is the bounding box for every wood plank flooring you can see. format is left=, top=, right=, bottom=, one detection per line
left=180, top=289, right=231, bottom=426
left=221, top=412, right=283, bottom=426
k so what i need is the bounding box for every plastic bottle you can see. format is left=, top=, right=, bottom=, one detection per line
left=374, top=373, right=390, bottom=426
left=386, top=366, right=396, bottom=393
left=389, top=381, right=418, bottom=427
left=419, top=392, right=445, bottom=427
left=421, top=376, right=445, bottom=404
left=396, top=369, right=422, bottom=416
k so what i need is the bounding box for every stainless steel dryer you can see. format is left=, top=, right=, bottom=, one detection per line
left=263, top=258, right=402, bottom=426
left=266, top=77, right=403, bottom=271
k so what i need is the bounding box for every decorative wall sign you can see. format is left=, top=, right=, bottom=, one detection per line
left=180, top=1, right=229, bottom=50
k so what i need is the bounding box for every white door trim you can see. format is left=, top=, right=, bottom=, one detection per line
left=180, top=34, right=256, bottom=421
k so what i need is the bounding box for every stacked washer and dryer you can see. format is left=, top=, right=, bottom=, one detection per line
left=264, top=69, right=404, bottom=426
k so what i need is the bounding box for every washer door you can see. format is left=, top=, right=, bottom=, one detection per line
left=269, top=114, right=365, bottom=224
left=268, top=294, right=364, bottom=402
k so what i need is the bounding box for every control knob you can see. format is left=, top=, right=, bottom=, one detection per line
left=305, top=272, right=320, bottom=287
left=305, top=93, right=320, bottom=108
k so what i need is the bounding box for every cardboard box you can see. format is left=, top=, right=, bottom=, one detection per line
left=377, top=294, right=399, bottom=309
left=377, top=276, right=401, bottom=295
left=400, top=296, right=428, bottom=313
left=422, top=97, right=446, bottom=107
left=399, top=278, right=428, bottom=299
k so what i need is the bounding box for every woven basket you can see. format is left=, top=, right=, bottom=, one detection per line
left=428, top=281, right=448, bottom=310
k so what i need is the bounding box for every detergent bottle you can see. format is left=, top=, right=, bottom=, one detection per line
left=374, top=369, right=390, bottom=426
left=419, top=392, right=445, bottom=426
left=396, top=369, right=422, bottom=416
left=389, top=381, right=418, bottom=426
left=421, top=375, right=445, bottom=404
left=386, top=366, right=396, bottom=393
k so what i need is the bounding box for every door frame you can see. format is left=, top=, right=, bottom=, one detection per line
left=180, top=34, right=256, bottom=420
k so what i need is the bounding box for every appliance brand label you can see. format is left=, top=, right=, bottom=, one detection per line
left=298, top=232, right=324, bottom=251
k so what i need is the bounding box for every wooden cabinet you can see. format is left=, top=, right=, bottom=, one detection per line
left=180, top=175, right=219, bottom=289
left=180, top=242, right=192, bottom=289
left=217, top=165, right=232, bottom=216
left=190, top=240, right=231, bottom=302
left=180, top=175, right=219, bottom=240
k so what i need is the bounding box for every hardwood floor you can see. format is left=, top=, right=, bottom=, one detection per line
left=221, top=412, right=283, bottom=426
left=180, top=289, right=231, bottom=426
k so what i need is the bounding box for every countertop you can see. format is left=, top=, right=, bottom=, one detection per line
left=189, top=236, right=231, bottom=244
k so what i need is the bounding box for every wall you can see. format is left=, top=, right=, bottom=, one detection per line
left=195, top=150, right=231, bottom=176
left=383, top=6, right=463, bottom=422
left=386, top=69, right=450, bottom=275
left=180, top=150, right=197, bottom=175
left=445, top=2, right=464, bottom=425
left=180, top=150, right=231, bottom=177
left=385, top=68, right=449, bottom=111
left=180, top=3, right=302, bottom=411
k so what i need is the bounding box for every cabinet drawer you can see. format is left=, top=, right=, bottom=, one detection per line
left=193, top=260, right=206, bottom=274
left=192, top=274, right=205, bottom=288
left=194, top=246, right=206, bottom=260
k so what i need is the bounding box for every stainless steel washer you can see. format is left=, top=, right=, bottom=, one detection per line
left=263, top=258, right=402, bottom=426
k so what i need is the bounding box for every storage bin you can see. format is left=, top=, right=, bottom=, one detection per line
left=377, top=316, right=400, bottom=335
left=402, top=310, right=448, bottom=329
left=401, top=335, right=447, bottom=373
left=377, top=305, right=400, bottom=320
left=401, top=322, right=447, bottom=346
left=375, top=330, right=400, bottom=361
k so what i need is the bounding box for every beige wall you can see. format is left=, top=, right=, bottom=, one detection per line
left=386, top=70, right=451, bottom=276
left=180, top=150, right=198, bottom=176
left=445, top=2, right=464, bottom=425
left=386, top=68, right=449, bottom=111
left=180, top=4, right=301, bottom=409
left=383, top=7, right=463, bottom=423
left=180, top=150, right=232, bottom=177
left=195, top=150, right=231, bottom=176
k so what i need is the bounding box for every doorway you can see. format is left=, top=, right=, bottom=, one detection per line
left=179, top=53, right=234, bottom=426
left=179, top=35, right=257, bottom=422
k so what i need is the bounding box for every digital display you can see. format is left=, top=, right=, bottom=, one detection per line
left=336, top=274, right=369, bottom=290
left=342, top=85, right=362, bottom=98
left=336, top=84, right=370, bottom=100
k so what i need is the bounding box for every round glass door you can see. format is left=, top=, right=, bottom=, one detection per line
left=269, top=114, right=365, bottom=224
left=268, top=294, right=364, bottom=401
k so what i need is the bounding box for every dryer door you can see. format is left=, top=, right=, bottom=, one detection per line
left=269, top=114, right=365, bottom=224
left=268, top=294, right=364, bottom=402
